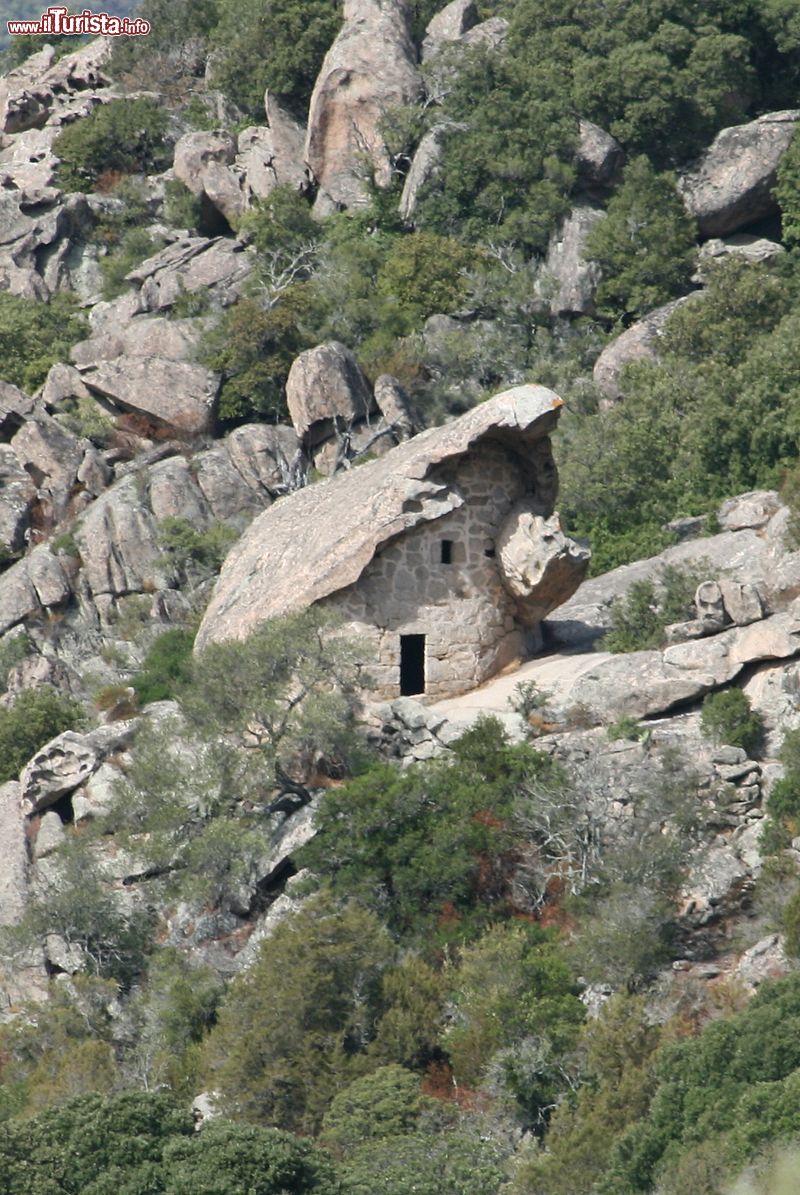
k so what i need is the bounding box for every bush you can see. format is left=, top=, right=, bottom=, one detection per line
left=158, top=518, right=238, bottom=577
left=0, top=686, right=83, bottom=783
left=2, top=836, right=153, bottom=986
left=700, top=689, right=764, bottom=755
left=0, top=292, right=88, bottom=393
left=132, top=628, right=196, bottom=706
left=300, top=717, right=562, bottom=946
left=200, top=891, right=394, bottom=1130
left=0, top=632, right=32, bottom=694
left=604, top=564, right=700, bottom=652
left=782, top=887, right=800, bottom=957
left=607, top=715, right=646, bottom=742
left=54, top=97, right=170, bottom=191
left=202, top=291, right=315, bottom=424
left=0, top=1090, right=192, bottom=1194
left=599, top=972, right=800, bottom=1191
left=210, top=0, right=342, bottom=119
left=584, top=156, right=697, bottom=321
left=776, top=127, right=800, bottom=247
left=164, top=1120, right=340, bottom=1195
left=163, top=178, right=204, bottom=232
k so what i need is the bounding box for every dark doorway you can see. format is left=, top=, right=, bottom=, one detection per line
left=400, top=634, right=426, bottom=695
left=440, top=539, right=453, bottom=564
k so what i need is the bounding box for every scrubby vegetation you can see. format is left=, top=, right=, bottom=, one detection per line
left=54, top=98, right=171, bottom=191
left=7, top=1, right=800, bottom=1191
left=0, top=687, right=83, bottom=783
left=0, top=293, right=87, bottom=393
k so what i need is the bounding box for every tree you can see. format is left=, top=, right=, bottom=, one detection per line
left=0, top=977, right=119, bottom=1119
left=599, top=973, right=800, bottom=1192
left=320, top=1065, right=431, bottom=1157
left=210, top=0, right=342, bottom=119
left=54, top=98, right=170, bottom=191
left=0, top=1090, right=192, bottom=1195
left=300, top=717, right=562, bottom=945
left=200, top=891, right=394, bottom=1131
left=1, top=836, right=153, bottom=987
left=131, top=628, right=196, bottom=705
left=0, top=293, right=87, bottom=394
left=163, top=1121, right=340, bottom=1195
left=584, top=156, right=697, bottom=320
left=512, top=995, right=663, bottom=1195
left=341, top=1132, right=508, bottom=1195
left=0, top=686, right=83, bottom=784
left=444, top=922, right=583, bottom=1129
left=184, top=608, right=366, bottom=789
left=700, top=689, right=764, bottom=755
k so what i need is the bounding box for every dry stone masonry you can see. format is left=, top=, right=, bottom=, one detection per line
left=196, top=385, right=589, bottom=701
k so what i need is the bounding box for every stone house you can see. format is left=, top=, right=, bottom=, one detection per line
left=195, top=385, right=589, bottom=702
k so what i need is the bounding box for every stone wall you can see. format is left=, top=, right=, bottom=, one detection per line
left=325, top=442, right=534, bottom=700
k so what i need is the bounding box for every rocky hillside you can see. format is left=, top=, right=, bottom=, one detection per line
left=2, top=3, right=800, bottom=1192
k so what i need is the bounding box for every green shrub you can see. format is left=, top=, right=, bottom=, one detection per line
left=585, top=157, right=697, bottom=321
left=132, top=628, right=196, bottom=706
left=776, top=126, right=800, bottom=247
left=2, top=836, right=152, bottom=986
left=163, top=1119, right=340, bottom=1195
left=0, top=1089, right=192, bottom=1193
left=0, top=633, right=32, bottom=695
left=50, top=531, right=81, bottom=558
left=762, top=729, right=800, bottom=850
left=0, top=687, right=83, bottom=783
left=210, top=0, right=342, bottom=119
left=300, top=717, right=562, bottom=946
left=158, top=518, right=238, bottom=576
left=782, top=887, right=800, bottom=957
left=510, top=680, right=552, bottom=721
left=604, top=564, right=701, bottom=652
left=607, top=715, right=646, bottom=742
left=100, top=228, right=164, bottom=300
left=0, top=292, right=87, bottom=393
left=163, top=178, right=204, bottom=232
left=599, top=972, right=800, bottom=1191
left=320, top=1066, right=431, bottom=1157
left=700, top=689, right=764, bottom=755
left=54, top=97, right=170, bottom=191
left=200, top=891, right=393, bottom=1130
left=55, top=397, right=116, bottom=447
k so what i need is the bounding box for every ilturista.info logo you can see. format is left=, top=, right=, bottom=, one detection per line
left=6, top=6, right=151, bottom=36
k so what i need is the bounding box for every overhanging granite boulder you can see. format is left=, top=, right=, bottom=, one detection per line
left=196, top=385, right=588, bottom=700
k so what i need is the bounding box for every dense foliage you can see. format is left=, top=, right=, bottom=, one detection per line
left=0, top=687, right=83, bottom=784
left=0, top=293, right=87, bottom=394
left=7, top=1, right=800, bottom=1190
left=54, top=98, right=170, bottom=191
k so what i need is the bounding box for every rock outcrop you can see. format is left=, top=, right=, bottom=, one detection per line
left=195, top=384, right=582, bottom=659
left=286, top=341, right=374, bottom=445
left=537, top=202, right=605, bottom=317
left=421, top=0, right=478, bottom=58
left=678, top=111, right=800, bottom=237
left=81, top=357, right=220, bottom=438
left=592, top=296, right=696, bottom=403
left=305, top=0, right=422, bottom=212
left=498, top=507, right=591, bottom=622
left=576, top=119, right=624, bottom=189
left=122, top=236, right=253, bottom=315
left=173, top=130, right=245, bottom=227
left=0, top=38, right=114, bottom=136
left=399, top=125, right=456, bottom=223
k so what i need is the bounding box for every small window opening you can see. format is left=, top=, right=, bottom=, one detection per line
left=400, top=634, right=426, bottom=696
left=484, top=546, right=496, bottom=558
left=440, top=539, right=453, bottom=564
